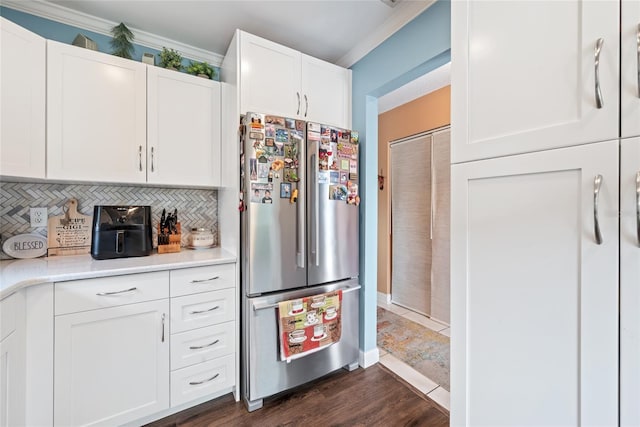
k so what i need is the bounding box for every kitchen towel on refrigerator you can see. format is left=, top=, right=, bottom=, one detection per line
left=277, top=290, right=343, bottom=362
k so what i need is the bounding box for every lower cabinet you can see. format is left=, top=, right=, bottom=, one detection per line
left=0, top=291, right=26, bottom=427
left=51, top=263, right=237, bottom=426
left=169, top=264, right=237, bottom=408
left=451, top=140, right=619, bottom=425
left=54, top=299, right=170, bottom=426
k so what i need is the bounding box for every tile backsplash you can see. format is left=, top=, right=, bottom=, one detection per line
left=0, top=181, right=217, bottom=257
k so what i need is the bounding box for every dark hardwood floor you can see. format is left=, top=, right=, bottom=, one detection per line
left=146, top=364, right=449, bottom=427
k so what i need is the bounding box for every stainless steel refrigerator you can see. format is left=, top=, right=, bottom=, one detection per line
left=240, top=112, right=360, bottom=411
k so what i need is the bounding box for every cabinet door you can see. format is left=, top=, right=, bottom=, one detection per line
left=451, top=1, right=619, bottom=163
left=301, top=54, right=351, bottom=128
left=47, top=40, right=147, bottom=183
left=239, top=31, right=301, bottom=118
left=0, top=292, right=26, bottom=427
left=621, top=137, right=640, bottom=426
left=54, top=300, right=169, bottom=426
left=621, top=0, right=640, bottom=138
left=0, top=18, right=45, bottom=179
left=148, top=67, right=221, bottom=187
left=451, top=141, right=618, bottom=426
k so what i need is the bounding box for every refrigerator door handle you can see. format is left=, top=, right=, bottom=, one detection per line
left=310, top=153, right=320, bottom=267
left=296, top=131, right=306, bottom=269
left=251, top=285, right=362, bottom=311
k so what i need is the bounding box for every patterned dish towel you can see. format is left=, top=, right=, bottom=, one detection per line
left=278, top=289, right=342, bottom=362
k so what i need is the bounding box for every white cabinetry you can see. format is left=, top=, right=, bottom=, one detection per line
left=620, top=137, right=640, bottom=426
left=451, top=141, right=619, bottom=425
left=452, top=1, right=639, bottom=424
left=0, top=291, right=26, bottom=427
left=46, top=40, right=222, bottom=187
left=0, top=17, right=45, bottom=179
left=621, top=1, right=640, bottom=138
left=53, top=273, right=170, bottom=426
left=451, top=1, right=620, bottom=163
left=238, top=30, right=351, bottom=128
left=147, top=67, right=221, bottom=187
left=47, top=40, right=147, bottom=183
left=168, top=264, right=236, bottom=408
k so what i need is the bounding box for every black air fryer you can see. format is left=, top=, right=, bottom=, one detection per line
left=91, top=206, right=153, bottom=260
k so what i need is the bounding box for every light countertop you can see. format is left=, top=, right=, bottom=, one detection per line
left=0, top=247, right=236, bottom=300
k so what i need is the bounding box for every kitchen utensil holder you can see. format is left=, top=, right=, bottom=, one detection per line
left=157, top=222, right=181, bottom=254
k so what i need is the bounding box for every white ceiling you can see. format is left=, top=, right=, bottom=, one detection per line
left=378, top=61, right=451, bottom=114
left=7, top=0, right=435, bottom=67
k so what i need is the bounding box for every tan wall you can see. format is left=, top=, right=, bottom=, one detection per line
left=377, top=85, right=451, bottom=295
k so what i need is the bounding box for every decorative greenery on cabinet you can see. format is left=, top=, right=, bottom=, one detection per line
left=186, top=60, right=216, bottom=79
left=158, top=47, right=183, bottom=71
left=110, top=22, right=135, bottom=59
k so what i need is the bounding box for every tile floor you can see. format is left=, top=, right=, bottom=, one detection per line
left=377, top=296, right=450, bottom=412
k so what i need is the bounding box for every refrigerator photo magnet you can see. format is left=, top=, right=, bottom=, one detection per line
left=250, top=183, right=273, bottom=204
left=329, top=184, right=348, bottom=201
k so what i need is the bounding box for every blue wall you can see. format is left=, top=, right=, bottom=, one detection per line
left=0, top=7, right=219, bottom=79
left=351, top=0, right=451, bottom=356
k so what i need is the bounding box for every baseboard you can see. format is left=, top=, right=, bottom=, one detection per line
left=376, top=291, right=391, bottom=305
left=359, top=347, right=380, bottom=368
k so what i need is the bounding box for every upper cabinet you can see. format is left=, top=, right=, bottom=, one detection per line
left=47, top=40, right=147, bottom=184
left=0, top=17, right=46, bottom=179
left=237, top=30, right=352, bottom=129
left=147, top=67, right=221, bottom=187
left=451, top=1, right=620, bottom=163
left=46, top=40, right=221, bottom=187
left=300, top=54, right=351, bottom=129
left=621, top=1, right=640, bottom=139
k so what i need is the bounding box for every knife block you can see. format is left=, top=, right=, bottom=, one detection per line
left=157, top=222, right=181, bottom=254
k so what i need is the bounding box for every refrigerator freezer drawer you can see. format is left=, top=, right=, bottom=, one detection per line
left=244, top=279, right=360, bottom=404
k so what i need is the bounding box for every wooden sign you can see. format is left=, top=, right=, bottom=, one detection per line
left=47, top=198, right=92, bottom=256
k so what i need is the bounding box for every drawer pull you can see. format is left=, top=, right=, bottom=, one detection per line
left=190, top=305, right=220, bottom=315
left=189, top=373, right=219, bottom=386
left=190, top=276, right=220, bottom=284
left=96, top=287, right=137, bottom=296
left=189, top=339, right=220, bottom=350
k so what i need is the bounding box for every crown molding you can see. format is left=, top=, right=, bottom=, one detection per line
left=1, top=0, right=223, bottom=66
left=336, top=0, right=435, bottom=69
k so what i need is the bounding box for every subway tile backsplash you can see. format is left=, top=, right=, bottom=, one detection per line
left=0, top=181, right=217, bottom=258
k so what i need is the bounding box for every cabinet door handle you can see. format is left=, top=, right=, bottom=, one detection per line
left=296, top=92, right=301, bottom=115
left=161, top=313, right=166, bottom=343
left=138, top=145, right=143, bottom=171
left=189, top=339, right=220, bottom=350
left=304, top=94, right=308, bottom=117
left=96, top=287, right=137, bottom=296
left=190, top=276, right=220, bottom=284
left=594, top=174, right=603, bottom=245
left=636, top=24, right=640, bottom=98
left=190, top=305, right=219, bottom=315
left=151, top=147, right=155, bottom=172
left=636, top=171, right=640, bottom=247
left=595, top=38, right=604, bottom=108
left=189, top=373, right=219, bottom=385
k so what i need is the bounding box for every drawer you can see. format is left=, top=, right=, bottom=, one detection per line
left=170, top=354, right=235, bottom=408
left=55, top=271, right=169, bottom=315
left=170, top=288, right=235, bottom=333
left=170, top=263, right=235, bottom=297
left=171, top=321, right=235, bottom=370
